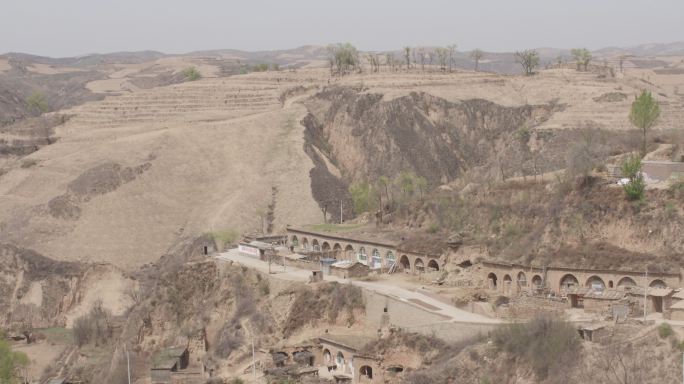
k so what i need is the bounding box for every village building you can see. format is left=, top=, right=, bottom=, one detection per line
left=480, top=261, right=680, bottom=297
left=238, top=240, right=276, bottom=260
left=329, top=261, right=370, bottom=279
left=310, top=270, right=324, bottom=282
left=242, top=233, right=288, bottom=246
left=267, top=343, right=320, bottom=367
left=265, top=344, right=320, bottom=381
left=150, top=344, right=205, bottom=384
left=319, top=334, right=370, bottom=380
left=314, top=333, right=409, bottom=384
left=626, top=286, right=675, bottom=314
left=479, top=261, right=682, bottom=320
left=577, top=323, right=609, bottom=342
left=565, top=287, right=628, bottom=314
left=667, top=300, right=684, bottom=321
left=151, top=347, right=189, bottom=384
left=285, top=226, right=445, bottom=275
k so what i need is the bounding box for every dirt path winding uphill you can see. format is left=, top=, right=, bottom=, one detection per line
left=0, top=73, right=325, bottom=269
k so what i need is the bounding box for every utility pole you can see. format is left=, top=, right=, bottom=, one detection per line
left=125, top=344, right=131, bottom=384
left=252, top=335, right=257, bottom=382
left=339, top=200, right=343, bottom=224
left=643, top=269, right=648, bottom=321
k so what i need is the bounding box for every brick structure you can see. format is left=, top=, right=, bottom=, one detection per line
left=329, top=261, right=370, bottom=279
left=479, top=261, right=680, bottom=297
left=286, top=226, right=443, bottom=274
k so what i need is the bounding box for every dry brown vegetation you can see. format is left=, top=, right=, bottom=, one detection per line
left=279, top=282, right=365, bottom=337
left=99, top=257, right=368, bottom=380
left=409, top=174, right=684, bottom=271
left=72, top=300, right=114, bottom=347
left=398, top=318, right=683, bottom=384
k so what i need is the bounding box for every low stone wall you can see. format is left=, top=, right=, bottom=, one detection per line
left=403, top=321, right=496, bottom=343
left=495, top=296, right=566, bottom=320
left=363, top=290, right=497, bottom=342
left=280, top=257, right=319, bottom=271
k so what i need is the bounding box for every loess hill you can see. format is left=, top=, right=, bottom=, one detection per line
left=0, top=51, right=683, bottom=270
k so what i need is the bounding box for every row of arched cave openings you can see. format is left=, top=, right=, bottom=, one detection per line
left=322, top=348, right=404, bottom=379
left=487, top=271, right=667, bottom=293
left=290, top=235, right=439, bottom=272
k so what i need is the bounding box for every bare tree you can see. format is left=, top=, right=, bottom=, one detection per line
left=418, top=47, right=426, bottom=71
left=583, top=340, right=652, bottom=384
left=404, top=46, right=411, bottom=70
left=565, top=128, right=606, bottom=185
left=435, top=48, right=448, bottom=71
left=515, top=49, right=540, bottom=76
left=447, top=44, right=457, bottom=72
left=366, top=54, right=380, bottom=73
left=470, top=49, right=484, bottom=71
left=385, top=53, right=394, bottom=72
left=516, top=127, right=531, bottom=181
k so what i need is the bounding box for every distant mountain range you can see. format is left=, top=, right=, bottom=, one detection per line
left=594, top=41, right=684, bottom=57
left=4, top=41, right=684, bottom=65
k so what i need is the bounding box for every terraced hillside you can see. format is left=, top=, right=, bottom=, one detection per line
left=301, top=67, right=683, bottom=188
left=0, top=60, right=682, bottom=269
left=0, top=71, right=327, bottom=268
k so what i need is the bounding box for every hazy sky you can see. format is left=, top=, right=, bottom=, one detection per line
left=3, top=0, right=684, bottom=57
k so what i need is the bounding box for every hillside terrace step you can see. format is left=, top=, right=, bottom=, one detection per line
left=74, top=102, right=278, bottom=114
left=92, top=98, right=278, bottom=107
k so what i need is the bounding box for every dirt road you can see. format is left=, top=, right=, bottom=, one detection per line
left=216, top=249, right=501, bottom=324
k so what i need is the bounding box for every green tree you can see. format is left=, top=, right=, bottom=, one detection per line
left=398, top=171, right=416, bottom=198
left=349, top=182, right=377, bottom=214
left=0, top=334, right=30, bottom=384
left=378, top=175, right=391, bottom=205
left=26, top=91, right=48, bottom=115
left=514, top=50, right=539, bottom=76
left=182, top=66, right=201, bottom=81
left=251, top=63, right=269, bottom=72
left=327, top=43, right=360, bottom=75
left=415, top=176, right=428, bottom=198
left=571, top=48, right=592, bottom=71
left=629, top=90, right=660, bottom=156
left=621, top=155, right=645, bottom=200
left=470, top=49, right=484, bottom=71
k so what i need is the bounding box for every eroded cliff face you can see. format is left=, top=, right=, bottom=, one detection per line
left=301, top=86, right=560, bottom=188
left=0, top=244, right=135, bottom=329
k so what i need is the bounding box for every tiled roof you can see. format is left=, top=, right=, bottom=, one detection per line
left=584, top=289, right=626, bottom=300
left=319, top=334, right=373, bottom=352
